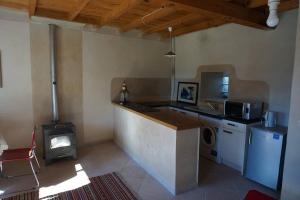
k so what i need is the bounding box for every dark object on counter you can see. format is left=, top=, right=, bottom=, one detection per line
left=43, top=122, right=77, bottom=165
left=120, top=82, right=129, bottom=105
left=224, top=100, right=264, bottom=120
left=244, top=124, right=287, bottom=190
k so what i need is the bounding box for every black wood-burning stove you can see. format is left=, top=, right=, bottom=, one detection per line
left=43, top=123, right=77, bottom=165
left=42, top=24, right=77, bottom=165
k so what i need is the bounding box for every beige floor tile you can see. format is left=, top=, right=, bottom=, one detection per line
left=0, top=141, right=280, bottom=200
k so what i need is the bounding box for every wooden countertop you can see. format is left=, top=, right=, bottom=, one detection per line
left=113, top=102, right=204, bottom=131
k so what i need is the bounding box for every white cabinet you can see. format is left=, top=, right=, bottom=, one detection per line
left=220, top=128, right=246, bottom=173
left=223, top=120, right=246, bottom=132
left=220, top=120, right=248, bottom=174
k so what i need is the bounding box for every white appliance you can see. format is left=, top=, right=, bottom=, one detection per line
left=245, top=125, right=287, bottom=190
left=199, top=115, right=222, bottom=163
left=264, top=111, right=277, bottom=128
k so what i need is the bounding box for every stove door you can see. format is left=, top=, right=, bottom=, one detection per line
left=50, top=135, right=71, bottom=149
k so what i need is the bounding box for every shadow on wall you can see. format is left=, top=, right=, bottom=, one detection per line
left=111, top=77, right=171, bottom=102
left=175, top=64, right=270, bottom=107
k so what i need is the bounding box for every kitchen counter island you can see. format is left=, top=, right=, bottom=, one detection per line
left=113, top=102, right=203, bottom=195
left=113, top=102, right=204, bottom=130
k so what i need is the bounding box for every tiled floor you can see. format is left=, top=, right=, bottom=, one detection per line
left=0, top=141, right=279, bottom=200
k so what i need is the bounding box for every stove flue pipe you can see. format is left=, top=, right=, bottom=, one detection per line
left=267, top=0, right=280, bottom=28
left=49, top=24, right=59, bottom=122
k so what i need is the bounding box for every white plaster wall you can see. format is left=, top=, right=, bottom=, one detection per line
left=114, top=106, right=200, bottom=194
left=29, top=23, right=170, bottom=147
left=114, top=106, right=177, bottom=194
left=175, top=10, right=298, bottom=126
left=281, top=6, right=300, bottom=200
left=176, top=129, right=199, bottom=193
left=82, top=31, right=170, bottom=144
left=30, top=23, right=84, bottom=149
left=0, top=19, right=33, bottom=148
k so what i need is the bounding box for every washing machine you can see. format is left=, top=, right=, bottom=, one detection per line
left=199, top=115, right=222, bottom=163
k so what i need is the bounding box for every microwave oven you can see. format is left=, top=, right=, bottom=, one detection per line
left=224, top=100, right=264, bottom=120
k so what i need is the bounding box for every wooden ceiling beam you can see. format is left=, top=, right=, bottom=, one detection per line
left=68, top=0, right=91, bottom=20
left=168, top=0, right=268, bottom=29
left=36, top=8, right=110, bottom=25
left=161, top=18, right=228, bottom=37
left=76, top=15, right=102, bottom=25
left=278, top=0, right=299, bottom=12
left=99, top=0, right=143, bottom=27
left=0, top=1, right=28, bottom=10
left=121, top=3, right=176, bottom=32
left=35, top=7, right=69, bottom=20
left=245, top=0, right=267, bottom=8
left=36, top=8, right=103, bottom=25
left=143, top=13, right=201, bottom=35
left=28, top=0, right=38, bottom=17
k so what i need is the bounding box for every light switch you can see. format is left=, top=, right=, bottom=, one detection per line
left=297, top=120, right=300, bottom=127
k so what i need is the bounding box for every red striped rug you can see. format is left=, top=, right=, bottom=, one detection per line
left=2, top=172, right=138, bottom=200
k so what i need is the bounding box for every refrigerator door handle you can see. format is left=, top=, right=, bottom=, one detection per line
left=249, top=130, right=252, bottom=145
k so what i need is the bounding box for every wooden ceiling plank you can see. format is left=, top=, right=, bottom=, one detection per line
left=99, top=0, right=143, bottom=27
left=28, top=0, right=38, bottom=17
left=168, top=0, right=268, bottom=29
left=121, top=3, right=176, bottom=32
left=36, top=7, right=69, bottom=20
left=161, top=18, right=228, bottom=37
left=246, top=0, right=267, bottom=8
left=36, top=7, right=103, bottom=25
left=69, top=0, right=91, bottom=20
left=143, top=13, right=201, bottom=35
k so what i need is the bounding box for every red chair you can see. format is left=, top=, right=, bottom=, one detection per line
left=0, top=126, right=40, bottom=187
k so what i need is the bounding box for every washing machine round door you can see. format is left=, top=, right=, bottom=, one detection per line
left=201, top=127, right=216, bottom=148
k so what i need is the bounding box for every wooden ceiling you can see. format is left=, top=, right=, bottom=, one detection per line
left=0, top=0, right=298, bottom=37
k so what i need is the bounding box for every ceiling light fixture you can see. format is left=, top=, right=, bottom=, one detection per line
left=165, top=27, right=176, bottom=58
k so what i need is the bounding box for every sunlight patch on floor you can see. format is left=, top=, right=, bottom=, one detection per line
left=38, top=164, right=90, bottom=199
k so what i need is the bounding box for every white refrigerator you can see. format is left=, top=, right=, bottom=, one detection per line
left=244, top=124, right=287, bottom=190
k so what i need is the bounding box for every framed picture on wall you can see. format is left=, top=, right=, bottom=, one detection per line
left=177, top=82, right=199, bottom=105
